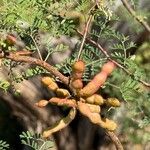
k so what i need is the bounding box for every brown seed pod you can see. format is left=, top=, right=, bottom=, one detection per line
left=35, top=100, right=49, bottom=107
left=100, top=118, right=117, bottom=131
left=56, top=88, right=70, bottom=98
left=42, top=77, right=54, bottom=86
left=43, top=108, right=76, bottom=138
left=86, top=103, right=101, bottom=113
left=71, top=79, right=83, bottom=89
left=6, top=35, right=17, bottom=45
left=105, top=98, right=121, bottom=107
left=72, top=72, right=83, bottom=79
left=49, top=98, right=77, bottom=108
left=77, top=101, right=102, bottom=124
left=86, top=94, right=104, bottom=105
left=72, top=60, right=85, bottom=73
left=71, top=60, right=85, bottom=80
left=77, top=102, right=117, bottom=131
left=79, top=72, right=108, bottom=97
left=42, top=77, right=58, bottom=91
left=101, top=61, right=116, bottom=75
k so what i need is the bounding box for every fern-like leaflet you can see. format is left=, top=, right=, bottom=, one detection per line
left=20, top=131, right=55, bottom=150
left=120, top=77, right=140, bottom=102
left=0, top=140, right=9, bottom=150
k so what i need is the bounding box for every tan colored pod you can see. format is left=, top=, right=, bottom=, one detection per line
left=86, top=94, right=104, bottom=105
left=35, top=100, right=49, bottom=107
left=94, top=94, right=104, bottom=105
left=101, top=61, right=116, bottom=75
left=71, top=60, right=85, bottom=79
left=42, top=77, right=54, bottom=86
left=56, top=88, right=70, bottom=98
left=77, top=101, right=101, bottom=124
left=72, top=60, right=85, bottom=73
left=42, top=77, right=58, bottom=91
left=49, top=98, right=77, bottom=108
left=72, top=72, right=83, bottom=79
left=71, top=79, right=83, bottom=89
left=47, top=83, right=58, bottom=91
left=77, top=102, right=117, bottom=131
left=100, top=118, right=117, bottom=131
left=105, top=98, right=121, bottom=107
left=86, top=104, right=101, bottom=113
left=79, top=72, right=108, bottom=97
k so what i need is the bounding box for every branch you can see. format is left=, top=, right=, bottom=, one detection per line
left=77, top=31, right=150, bottom=88
left=0, top=52, right=69, bottom=85
left=106, top=131, right=124, bottom=150
left=121, top=0, right=150, bottom=33
left=77, top=14, right=93, bottom=60
left=30, top=34, right=43, bottom=61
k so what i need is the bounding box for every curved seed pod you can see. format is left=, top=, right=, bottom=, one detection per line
left=101, top=61, right=116, bottom=75
left=47, top=84, right=58, bottom=91
left=86, top=94, right=104, bottom=105
left=42, top=77, right=55, bottom=86
left=77, top=102, right=102, bottom=124
left=100, top=118, right=117, bottom=131
left=86, top=104, right=101, bottom=113
left=79, top=72, right=107, bottom=97
left=77, top=102, right=117, bottom=131
left=71, top=79, right=83, bottom=89
left=35, top=100, right=49, bottom=107
left=43, top=108, right=76, bottom=138
left=105, top=98, right=121, bottom=107
left=56, top=88, right=70, bottom=98
left=42, top=77, right=58, bottom=91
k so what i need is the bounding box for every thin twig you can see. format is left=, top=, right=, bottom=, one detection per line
left=77, top=31, right=150, bottom=88
left=106, top=131, right=124, bottom=150
left=30, top=34, right=43, bottom=61
left=121, top=0, right=150, bottom=33
left=0, top=52, right=69, bottom=85
left=77, top=15, right=93, bottom=60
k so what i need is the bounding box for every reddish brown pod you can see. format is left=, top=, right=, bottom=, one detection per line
left=79, top=72, right=108, bottom=97
left=79, top=61, right=116, bottom=97
left=71, top=60, right=85, bottom=92
left=6, top=35, right=17, bottom=45
left=71, top=79, right=83, bottom=89
left=72, top=60, right=85, bottom=79
left=101, top=61, right=116, bottom=75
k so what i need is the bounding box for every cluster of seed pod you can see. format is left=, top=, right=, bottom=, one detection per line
left=36, top=60, right=121, bottom=138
